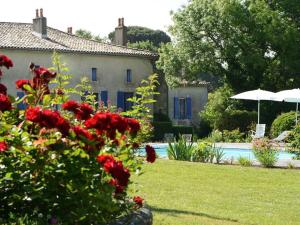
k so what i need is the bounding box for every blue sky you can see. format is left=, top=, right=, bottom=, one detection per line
left=0, top=0, right=188, bottom=37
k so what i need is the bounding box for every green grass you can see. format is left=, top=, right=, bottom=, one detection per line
left=132, top=160, right=300, bottom=225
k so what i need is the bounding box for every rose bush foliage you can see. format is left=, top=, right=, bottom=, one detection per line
left=0, top=54, right=155, bottom=224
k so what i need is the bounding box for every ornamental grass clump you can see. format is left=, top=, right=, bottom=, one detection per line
left=252, top=139, right=278, bottom=168
left=0, top=54, right=156, bottom=224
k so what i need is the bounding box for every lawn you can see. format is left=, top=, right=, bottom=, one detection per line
left=132, top=160, right=300, bottom=225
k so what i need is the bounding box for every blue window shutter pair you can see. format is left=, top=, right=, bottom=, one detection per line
left=126, top=69, right=132, bottom=83
left=174, top=97, right=179, bottom=119
left=186, top=96, right=192, bottom=119
left=101, top=91, right=108, bottom=106
left=17, top=92, right=26, bottom=110
left=92, top=68, right=97, bottom=81
left=117, top=91, right=125, bottom=110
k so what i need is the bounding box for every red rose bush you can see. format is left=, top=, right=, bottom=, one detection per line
left=0, top=54, right=156, bottom=224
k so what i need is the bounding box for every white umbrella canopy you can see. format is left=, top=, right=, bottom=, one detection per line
left=231, top=89, right=276, bottom=124
left=272, top=88, right=300, bottom=125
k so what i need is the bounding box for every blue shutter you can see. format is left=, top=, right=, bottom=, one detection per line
left=174, top=97, right=179, bottom=119
left=186, top=97, right=192, bottom=119
left=101, top=90, right=108, bottom=106
left=117, top=91, right=125, bottom=110
left=17, top=92, right=26, bottom=110
left=92, top=68, right=97, bottom=81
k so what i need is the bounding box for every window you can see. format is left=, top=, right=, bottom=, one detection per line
left=91, top=68, right=97, bottom=81
left=179, top=98, right=186, bottom=120
left=126, top=69, right=132, bottom=83
left=174, top=96, right=192, bottom=120
left=17, top=92, right=26, bottom=110
left=117, top=91, right=133, bottom=111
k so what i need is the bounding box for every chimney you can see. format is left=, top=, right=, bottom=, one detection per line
left=114, top=18, right=127, bottom=46
left=32, top=8, right=47, bottom=38
left=67, top=27, right=73, bottom=34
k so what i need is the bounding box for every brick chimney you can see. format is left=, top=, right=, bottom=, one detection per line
left=114, top=18, right=127, bottom=46
left=67, top=27, right=73, bottom=34
left=33, top=8, right=47, bottom=38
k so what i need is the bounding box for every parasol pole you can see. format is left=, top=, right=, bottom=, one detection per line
left=296, top=102, right=299, bottom=126
left=258, top=100, right=260, bottom=124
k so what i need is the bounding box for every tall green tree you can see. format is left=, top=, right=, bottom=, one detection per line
left=157, top=0, right=300, bottom=92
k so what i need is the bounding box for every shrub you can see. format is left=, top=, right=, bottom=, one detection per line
left=287, top=124, right=300, bottom=159
left=167, top=135, right=194, bottom=161
left=252, top=139, right=278, bottom=168
left=153, top=112, right=171, bottom=122
left=216, top=110, right=257, bottom=132
left=237, top=156, right=252, bottom=167
left=191, top=142, right=214, bottom=162
left=270, top=111, right=297, bottom=137
left=222, top=129, right=245, bottom=143
left=209, top=130, right=223, bottom=142
left=213, top=146, right=225, bottom=164
left=0, top=54, right=156, bottom=224
left=152, top=121, right=173, bottom=140
left=200, top=85, right=240, bottom=130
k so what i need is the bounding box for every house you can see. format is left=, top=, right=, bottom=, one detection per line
left=0, top=9, right=157, bottom=111
left=0, top=9, right=208, bottom=129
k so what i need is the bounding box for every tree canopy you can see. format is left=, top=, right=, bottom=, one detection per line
left=109, top=26, right=171, bottom=50
left=75, top=29, right=107, bottom=42
left=157, top=0, right=300, bottom=92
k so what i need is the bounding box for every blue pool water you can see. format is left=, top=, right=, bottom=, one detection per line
left=141, top=144, right=295, bottom=161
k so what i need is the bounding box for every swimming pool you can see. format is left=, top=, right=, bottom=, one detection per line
left=141, top=144, right=295, bottom=161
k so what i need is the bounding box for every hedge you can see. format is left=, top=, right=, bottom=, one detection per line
left=270, top=111, right=298, bottom=137
left=216, top=110, right=257, bottom=132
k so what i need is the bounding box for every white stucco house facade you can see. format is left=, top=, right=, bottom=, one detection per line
left=0, top=10, right=156, bottom=112
left=0, top=9, right=208, bottom=128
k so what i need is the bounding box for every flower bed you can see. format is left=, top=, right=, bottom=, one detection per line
left=0, top=54, right=156, bottom=224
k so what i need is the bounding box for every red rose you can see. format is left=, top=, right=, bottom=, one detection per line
left=126, top=118, right=140, bottom=134
left=62, top=100, right=80, bottom=113
left=16, top=80, right=30, bottom=90
left=97, top=154, right=130, bottom=187
left=25, top=107, right=42, bottom=123
left=133, top=196, right=144, bottom=207
left=56, top=116, right=70, bottom=136
left=76, top=103, right=93, bottom=120
left=109, top=178, right=125, bottom=194
left=132, top=142, right=140, bottom=149
left=0, top=83, right=7, bottom=95
left=34, top=67, right=56, bottom=80
left=56, top=89, right=64, bottom=95
left=145, top=145, right=156, bottom=163
left=0, top=55, right=13, bottom=69
left=0, top=141, right=8, bottom=152
left=0, top=94, right=12, bottom=111
left=72, top=126, right=94, bottom=141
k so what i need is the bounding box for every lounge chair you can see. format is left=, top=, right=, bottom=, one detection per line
left=164, top=133, right=174, bottom=142
left=272, top=131, right=291, bottom=142
left=251, top=124, right=266, bottom=139
left=182, top=134, right=192, bottom=142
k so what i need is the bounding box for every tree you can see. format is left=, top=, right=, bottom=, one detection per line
left=157, top=0, right=300, bottom=92
left=109, top=26, right=171, bottom=51
left=75, top=29, right=108, bottom=43
left=127, top=40, right=158, bottom=52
